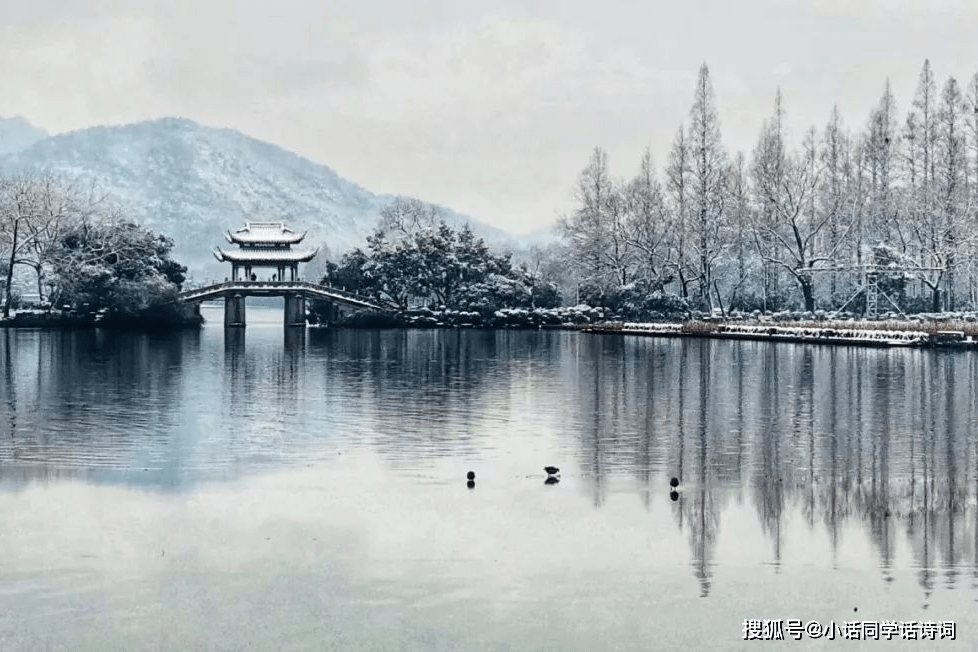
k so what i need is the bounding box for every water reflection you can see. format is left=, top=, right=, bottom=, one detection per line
left=538, top=336, right=978, bottom=600
left=2, top=320, right=978, bottom=612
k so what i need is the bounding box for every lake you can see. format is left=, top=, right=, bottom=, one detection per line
left=2, top=304, right=977, bottom=650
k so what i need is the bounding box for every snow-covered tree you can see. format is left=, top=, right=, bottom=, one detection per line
left=558, top=147, right=636, bottom=296
left=964, top=72, right=978, bottom=303
left=49, top=215, right=188, bottom=320
left=934, top=75, right=969, bottom=309
left=549, top=60, right=978, bottom=315
left=686, top=63, right=728, bottom=309
left=624, top=145, right=671, bottom=289
left=818, top=105, right=856, bottom=301
left=750, top=97, right=824, bottom=311
left=722, top=151, right=755, bottom=309
left=665, top=126, right=692, bottom=299
left=378, top=196, right=439, bottom=238
left=341, top=199, right=557, bottom=313
left=0, top=173, right=98, bottom=316
left=863, top=81, right=900, bottom=248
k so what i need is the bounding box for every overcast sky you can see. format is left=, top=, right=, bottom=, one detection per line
left=1, top=0, right=976, bottom=234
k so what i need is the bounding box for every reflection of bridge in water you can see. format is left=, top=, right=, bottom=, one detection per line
left=177, top=221, right=394, bottom=327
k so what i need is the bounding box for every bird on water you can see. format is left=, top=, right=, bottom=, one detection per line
left=670, top=477, right=680, bottom=488
left=467, top=471, right=476, bottom=480
left=544, top=466, right=560, bottom=476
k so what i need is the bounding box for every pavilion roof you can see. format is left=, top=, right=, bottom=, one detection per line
left=213, top=246, right=319, bottom=264
left=225, top=222, right=306, bottom=245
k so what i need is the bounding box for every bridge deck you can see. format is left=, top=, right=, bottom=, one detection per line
left=178, top=281, right=395, bottom=311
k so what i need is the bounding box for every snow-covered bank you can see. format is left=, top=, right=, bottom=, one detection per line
left=582, top=320, right=976, bottom=348
left=328, top=304, right=607, bottom=329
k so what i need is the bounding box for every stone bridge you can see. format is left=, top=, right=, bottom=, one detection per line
left=178, top=280, right=395, bottom=327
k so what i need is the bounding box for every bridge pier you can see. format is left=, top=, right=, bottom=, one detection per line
left=224, top=293, right=246, bottom=327
left=313, top=300, right=341, bottom=325
left=284, top=293, right=306, bottom=327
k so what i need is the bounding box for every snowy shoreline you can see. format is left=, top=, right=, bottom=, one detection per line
left=581, top=321, right=977, bottom=349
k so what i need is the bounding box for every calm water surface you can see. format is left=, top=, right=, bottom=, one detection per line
left=2, top=305, right=978, bottom=650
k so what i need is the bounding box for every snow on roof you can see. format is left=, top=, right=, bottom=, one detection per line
left=225, top=222, right=306, bottom=245
left=213, top=246, right=319, bottom=263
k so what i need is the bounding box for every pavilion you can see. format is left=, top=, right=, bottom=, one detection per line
left=211, top=221, right=319, bottom=327
left=213, top=222, right=319, bottom=282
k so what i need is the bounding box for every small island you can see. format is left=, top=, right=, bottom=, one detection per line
left=1, top=174, right=198, bottom=329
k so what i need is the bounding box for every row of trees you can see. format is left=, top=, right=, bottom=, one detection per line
left=560, top=60, right=978, bottom=314
left=323, top=197, right=560, bottom=313
left=0, top=173, right=191, bottom=323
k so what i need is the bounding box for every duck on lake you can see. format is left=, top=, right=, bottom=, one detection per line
left=544, top=466, right=560, bottom=476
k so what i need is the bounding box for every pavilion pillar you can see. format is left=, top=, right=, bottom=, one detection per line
left=224, top=293, right=246, bottom=327
left=284, top=293, right=306, bottom=327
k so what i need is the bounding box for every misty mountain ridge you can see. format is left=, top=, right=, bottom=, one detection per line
left=0, top=117, right=49, bottom=157
left=0, top=116, right=526, bottom=279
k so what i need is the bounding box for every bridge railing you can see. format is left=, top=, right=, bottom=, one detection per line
left=177, top=280, right=398, bottom=311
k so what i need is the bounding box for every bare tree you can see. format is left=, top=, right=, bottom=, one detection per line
left=0, top=173, right=91, bottom=316
left=819, top=105, right=856, bottom=301
left=903, top=69, right=967, bottom=311
left=558, top=147, right=635, bottom=296
left=905, top=60, right=941, bottom=294
left=624, top=145, right=671, bottom=288
left=378, top=196, right=439, bottom=238
left=750, top=103, right=824, bottom=311
left=864, top=81, right=901, bottom=248
left=665, top=126, right=692, bottom=298
left=723, top=151, right=755, bottom=309
left=686, top=63, right=728, bottom=309
left=965, top=72, right=978, bottom=304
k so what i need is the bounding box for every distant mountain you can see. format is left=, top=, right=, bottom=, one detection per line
left=0, top=117, right=48, bottom=156
left=0, top=117, right=520, bottom=279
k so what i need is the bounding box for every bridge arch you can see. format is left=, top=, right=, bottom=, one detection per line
left=178, top=281, right=395, bottom=327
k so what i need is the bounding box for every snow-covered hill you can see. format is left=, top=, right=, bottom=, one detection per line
left=0, top=117, right=48, bottom=156
left=0, top=117, right=520, bottom=278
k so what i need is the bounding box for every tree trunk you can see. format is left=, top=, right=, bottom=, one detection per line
left=799, top=276, right=815, bottom=312
left=3, top=219, right=19, bottom=319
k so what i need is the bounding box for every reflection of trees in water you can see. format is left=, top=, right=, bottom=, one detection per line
left=757, top=347, right=975, bottom=593
left=306, top=329, right=564, bottom=462
left=753, top=344, right=785, bottom=566
left=683, top=339, right=721, bottom=596
left=3, top=330, right=16, bottom=446
left=563, top=337, right=978, bottom=596
left=1, top=329, right=189, bottom=484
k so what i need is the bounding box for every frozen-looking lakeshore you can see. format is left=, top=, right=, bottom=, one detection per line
left=583, top=320, right=977, bottom=348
